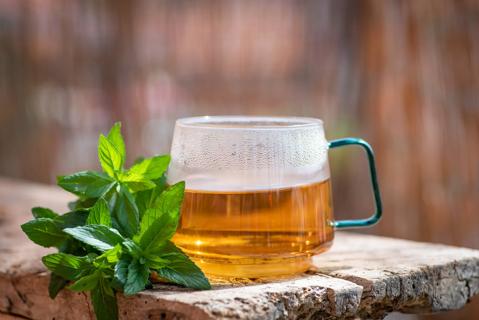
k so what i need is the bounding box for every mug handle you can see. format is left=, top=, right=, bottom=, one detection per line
left=328, top=138, right=383, bottom=229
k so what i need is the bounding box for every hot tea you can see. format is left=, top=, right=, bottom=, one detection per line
left=173, top=179, right=334, bottom=277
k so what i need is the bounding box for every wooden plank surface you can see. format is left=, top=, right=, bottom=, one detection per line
left=0, top=178, right=478, bottom=319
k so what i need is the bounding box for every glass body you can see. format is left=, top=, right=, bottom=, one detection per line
left=168, top=116, right=335, bottom=278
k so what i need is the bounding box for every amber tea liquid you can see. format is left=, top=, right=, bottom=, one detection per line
left=172, top=179, right=334, bottom=278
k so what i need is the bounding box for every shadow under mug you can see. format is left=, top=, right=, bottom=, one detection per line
left=168, top=116, right=382, bottom=278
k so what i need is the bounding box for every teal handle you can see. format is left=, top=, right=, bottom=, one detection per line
left=328, top=138, right=383, bottom=229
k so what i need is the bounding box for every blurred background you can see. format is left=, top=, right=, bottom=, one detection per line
left=1, top=1, right=478, bottom=318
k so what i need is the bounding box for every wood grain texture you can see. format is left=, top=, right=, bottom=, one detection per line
left=1, top=178, right=478, bottom=319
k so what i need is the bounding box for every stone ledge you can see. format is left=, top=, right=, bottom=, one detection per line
left=1, top=178, right=479, bottom=319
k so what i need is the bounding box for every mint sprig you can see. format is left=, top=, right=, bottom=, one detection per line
left=21, top=122, right=210, bottom=320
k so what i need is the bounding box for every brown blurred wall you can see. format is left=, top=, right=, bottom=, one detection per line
left=0, top=1, right=478, bottom=318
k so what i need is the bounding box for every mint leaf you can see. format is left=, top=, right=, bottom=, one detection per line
left=112, top=186, right=139, bottom=237
left=136, top=182, right=185, bottom=250
left=151, top=242, right=210, bottom=290
left=124, top=260, right=150, bottom=295
left=98, top=135, right=123, bottom=178
left=113, top=258, right=130, bottom=288
left=91, top=277, right=118, bottom=320
left=48, top=273, right=68, bottom=299
left=124, top=155, right=170, bottom=182
left=68, top=197, right=98, bottom=211
left=42, top=253, right=92, bottom=280
left=153, top=181, right=185, bottom=219
left=96, top=244, right=122, bottom=264
left=58, top=171, right=115, bottom=198
left=123, top=180, right=156, bottom=193
left=152, top=181, right=185, bottom=215
left=122, top=239, right=143, bottom=259
left=56, top=210, right=89, bottom=228
left=135, top=176, right=167, bottom=215
left=21, top=218, right=67, bottom=248
left=136, top=208, right=177, bottom=251
left=107, top=122, right=126, bottom=166
left=137, top=181, right=185, bottom=233
left=86, top=198, right=111, bottom=226
left=68, top=270, right=101, bottom=292
left=63, top=225, right=124, bottom=252
left=32, top=207, right=59, bottom=219
left=120, top=155, right=170, bottom=193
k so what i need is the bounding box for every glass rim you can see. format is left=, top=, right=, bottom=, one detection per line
left=175, top=116, right=324, bottom=130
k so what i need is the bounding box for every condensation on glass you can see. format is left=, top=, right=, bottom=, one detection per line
left=168, top=116, right=334, bottom=277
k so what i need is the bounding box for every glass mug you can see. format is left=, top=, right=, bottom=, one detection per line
left=168, top=116, right=382, bottom=278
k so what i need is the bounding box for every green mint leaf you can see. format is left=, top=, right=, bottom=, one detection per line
left=48, top=273, right=68, bottom=299
left=123, top=180, right=156, bottom=193
left=68, top=200, right=79, bottom=211
left=113, top=258, right=130, bottom=288
left=141, top=254, right=167, bottom=270
left=31, top=207, right=59, bottom=219
left=106, top=122, right=126, bottom=166
left=105, top=184, right=119, bottom=207
left=68, top=270, right=101, bottom=292
left=56, top=210, right=89, bottom=228
left=122, top=239, right=143, bottom=259
left=152, top=242, right=210, bottom=290
left=63, top=225, right=124, bottom=252
left=138, top=181, right=184, bottom=231
left=21, top=218, right=67, bottom=248
left=57, top=235, right=89, bottom=257
left=136, top=182, right=185, bottom=250
left=96, top=244, right=122, bottom=265
left=152, top=181, right=184, bottom=217
left=58, top=171, right=115, bottom=198
left=86, top=198, right=112, bottom=226
left=136, top=208, right=177, bottom=251
left=68, top=197, right=98, bottom=211
left=98, top=134, right=123, bottom=178
left=91, top=278, right=118, bottom=320
left=42, top=253, right=92, bottom=280
left=124, top=155, right=170, bottom=182
left=135, top=176, right=167, bottom=216
left=112, top=186, right=139, bottom=237
left=123, top=259, right=150, bottom=296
